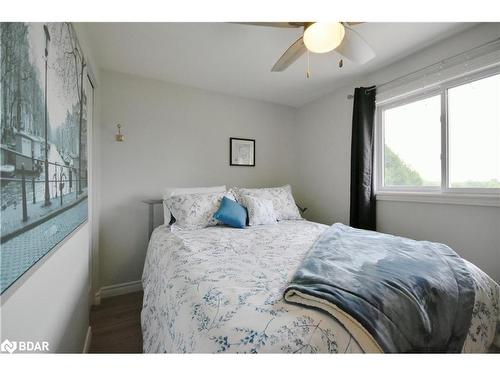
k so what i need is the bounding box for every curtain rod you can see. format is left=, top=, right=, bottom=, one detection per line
left=347, top=37, right=500, bottom=99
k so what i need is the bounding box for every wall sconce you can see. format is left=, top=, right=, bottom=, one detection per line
left=115, top=124, right=124, bottom=142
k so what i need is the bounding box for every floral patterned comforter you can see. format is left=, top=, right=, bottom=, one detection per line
left=141, top=221, right=499, bottom=353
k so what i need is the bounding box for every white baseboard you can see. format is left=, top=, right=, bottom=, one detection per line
left=83, top=326, right=92, bottom=353
left=94, top=280, right=142, bottom=303
left=93, top=290, right=101, bottom=306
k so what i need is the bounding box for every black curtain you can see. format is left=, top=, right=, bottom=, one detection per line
left=349, top=86, right=377, bottom=230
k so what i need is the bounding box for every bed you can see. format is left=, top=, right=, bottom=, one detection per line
left=141, top=219, right=500, bottom=353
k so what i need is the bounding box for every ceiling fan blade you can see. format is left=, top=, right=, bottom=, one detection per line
left=344, top=22, right=365, bottom=26
left=335, top=26, right=375, bottom=64
left=271, top=36, right=307, bottom=72
left=234, top=22, right=303, bottom=28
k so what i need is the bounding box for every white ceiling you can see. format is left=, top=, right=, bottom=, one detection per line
left=83, top=22, right=475, bottom=107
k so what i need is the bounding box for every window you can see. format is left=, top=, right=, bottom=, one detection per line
left=448, top=74, right=500, bottom=189
left=377, top=69, right=500, bottom=202
left=382, top=94, right=441, bottom=188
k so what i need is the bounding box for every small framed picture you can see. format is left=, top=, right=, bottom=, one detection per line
left=230, top=137, right=255, bottom=167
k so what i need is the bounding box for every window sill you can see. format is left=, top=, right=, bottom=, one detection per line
left=376, top=191, right=500, bottom=207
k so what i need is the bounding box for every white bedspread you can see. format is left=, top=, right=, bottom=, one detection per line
left=141, top=221, right=499, bottom=353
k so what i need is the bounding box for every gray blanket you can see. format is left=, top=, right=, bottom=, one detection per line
left=284, top=223, right=475, bottom=353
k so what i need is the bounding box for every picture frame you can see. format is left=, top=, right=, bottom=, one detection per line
left=230, top=137, right=255, bottom=167
left=0, top=23, right=89, bottom=294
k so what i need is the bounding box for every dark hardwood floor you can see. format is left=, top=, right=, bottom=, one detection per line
left=89, top=291, right=143, bottom=353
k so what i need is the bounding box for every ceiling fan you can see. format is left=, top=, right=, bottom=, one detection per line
left=239, top=22, right=375, bottom=73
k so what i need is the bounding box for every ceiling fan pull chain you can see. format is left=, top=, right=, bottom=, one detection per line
left=306, top=50, right=311, bottom=78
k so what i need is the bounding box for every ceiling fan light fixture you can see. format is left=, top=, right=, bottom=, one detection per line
left=303, top=22, right=345, bottom=54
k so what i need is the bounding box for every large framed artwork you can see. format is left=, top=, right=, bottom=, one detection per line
left=230, top=137, right=255, bottom=166
left=0, top=23, right=89, bottom=293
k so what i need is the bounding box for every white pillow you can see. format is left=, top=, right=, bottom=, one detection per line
left=236, top=185, right=301, bottom=221
left=162, top=185, right=226, bottom=225
left=240, top=195, right=277, bottom=226
left=165, top=191, right=230, bottom=230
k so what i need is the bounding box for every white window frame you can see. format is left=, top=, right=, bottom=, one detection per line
left=375, top=65, right=500, bottom=207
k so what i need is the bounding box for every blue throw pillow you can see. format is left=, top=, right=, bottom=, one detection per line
left=213, top=196, right=247, bottom=229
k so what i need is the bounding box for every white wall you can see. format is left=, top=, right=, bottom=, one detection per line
left=73, top=23, right=102, bottom=304
left=0, top=24, right=98, bottom=353
left=294, top=23, right=500, bottom=282
left=98, top=70, right=298, bottom=288
left=293, top=83, right=362, bottom=225
left=0, top=225, right=90, bottom=352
